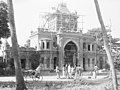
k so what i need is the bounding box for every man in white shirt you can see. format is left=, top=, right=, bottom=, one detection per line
left=68, top=64, right=71, bottom=79
left=34, top=64, right=42, bottom=77
left=93, top=64, right=98, bottom=78
left=56, top=65, right=60, bottom=79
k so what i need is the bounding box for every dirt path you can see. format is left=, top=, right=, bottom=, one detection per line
left=0, top=77, right=115, bottom=90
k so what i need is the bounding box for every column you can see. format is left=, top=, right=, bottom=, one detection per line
left=50, top=57, right=52, bottom=70
left=57, top=32, right=63, bottom=69
left=85, top=43, right=87, bottom=51
left=37, top=40, right=40, bottom=50
left=79, top=38, right=83, bottom=67
left=44, top=57, right=47, bottom=70
left=44, top=40, right=46, bottom=50
left=90, top=44, right=92, bottom=51
left=50, top=41, right=53, bottom=70
left=59, top=47, right=63, bottom=69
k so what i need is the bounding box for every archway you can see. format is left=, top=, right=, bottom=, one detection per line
left=53, top=57, right=58, bottom=69
left=99, top=57, right=103, bottom=69
left=21, top=59, right=26, bottom=69
left=83, top=58, right=86, bottom=71
left=64, top=41, right=77, bottom=66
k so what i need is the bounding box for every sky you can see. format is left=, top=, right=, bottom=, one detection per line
left=5, top=0, right=120, bottom=46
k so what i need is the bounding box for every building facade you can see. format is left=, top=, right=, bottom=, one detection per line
left=1, top=39, right=36, bottom=70
left=30, top=3, right=107, bottom=71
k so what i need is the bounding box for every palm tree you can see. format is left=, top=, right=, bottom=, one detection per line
left=94, top=0, right=118, bottom=90
left=7, top=0, right=27, bottom=90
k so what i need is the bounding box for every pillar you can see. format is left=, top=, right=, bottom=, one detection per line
left=50, top=58, right=53, bottom=70
left=44, top=40, right=46, bottom=50
left=79, top=37, right=83, bottom=68
left=37, top=40, right=40, bottom=50
left=44, top=56, right=47, bottom=70
left=57, top=31, right=63, bottom=69
left=90, top=44, right=92, bottom=51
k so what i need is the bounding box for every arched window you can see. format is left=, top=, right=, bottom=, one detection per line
left=42, top=42, right=44, bottom=49
left=88, top=44, right=90, bottom=51
left=47, top=42, right=50, bottom=49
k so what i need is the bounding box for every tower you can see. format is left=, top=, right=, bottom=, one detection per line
left=47, top=3, right=79, bottom=32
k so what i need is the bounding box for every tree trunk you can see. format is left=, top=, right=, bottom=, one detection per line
left=7, top=0, right=27, bottom=90
left=94, top=0, right=118, bottom=90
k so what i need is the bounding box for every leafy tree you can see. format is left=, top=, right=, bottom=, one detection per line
left=88, top=24, right=120, bottom=73
left=87, top=28, right=104, bottom=50
left=87, top=28, right=120, bottom=51
left=29, top=52, right=40, bottom=69
left=7, top=58, right=15, bottom=75
left=0, top=1, right=10, bottom=44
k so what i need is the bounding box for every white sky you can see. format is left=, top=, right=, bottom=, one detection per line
left=6, top=0, right=120, bottom=46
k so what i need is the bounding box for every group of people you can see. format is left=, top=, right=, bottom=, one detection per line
left=33, top=63, right=98, bottom=80
left=55, top=64, right=83, bottom=79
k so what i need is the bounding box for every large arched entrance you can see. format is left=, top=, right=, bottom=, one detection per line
left=64, top=41, right=77, bottom=65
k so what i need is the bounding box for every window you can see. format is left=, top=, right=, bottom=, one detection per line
left=88, top=58, right=90, bottom=67
left=88, top=44, right=90, bottom=51
left=47, top=42, right=50, bottom=49
left=42, top=42, right=44, bottom=49
left=83, top=58, right=85, bottom=70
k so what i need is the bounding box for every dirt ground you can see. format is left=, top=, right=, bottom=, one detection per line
left=0, top=77, right=119, bottom=90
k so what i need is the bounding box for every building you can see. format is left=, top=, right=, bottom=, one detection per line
left=1, top=39, right=36, bottom=70
left=30, top=3, right=107, bottom=71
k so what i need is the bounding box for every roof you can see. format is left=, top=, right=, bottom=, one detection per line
left=40, top=38, right=52, bottom=41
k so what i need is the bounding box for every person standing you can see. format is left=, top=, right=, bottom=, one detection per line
left=68, top=64, right=71, bottom=79
left=34, top=63, right=42, bottom=77
left=78, top=65, right=83, bottom=77
left=62, top=65, right=66, bottom=78
left=56, top=65, right=60, bottom=79
left=65, top=64, right=68, bottom=79
left=74, top=65, right=79, bottom=80
left=71, top=65, right=74, bottom=78
left=93, top=64, right=98, bottom=78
